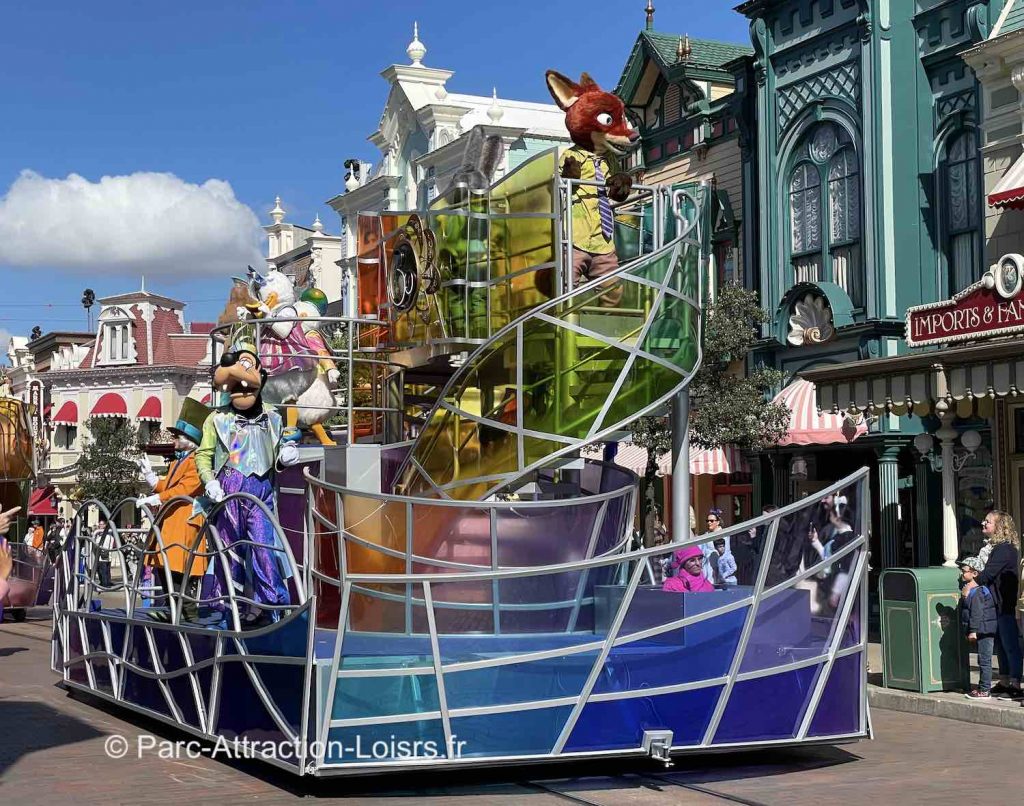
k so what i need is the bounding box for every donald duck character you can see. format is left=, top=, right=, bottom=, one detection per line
left=196, top=344, right=300, bottom=626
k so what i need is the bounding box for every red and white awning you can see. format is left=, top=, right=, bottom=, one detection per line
left=774, top=379, right=866, bottom=446
left=614, top=442, right=749, bottom=477
left=28, top=485, right=57, bottom=516
left=90, top=393, right=127, bottom=419
left=200, top=392, right=212, bottom=405
left=51, top=401, right=78, bottom=425
left=989, top=153, right=1024, bottom=210
left=137, top=396, right=161, bottom=422
left=690, top=444, right=750, bottom=475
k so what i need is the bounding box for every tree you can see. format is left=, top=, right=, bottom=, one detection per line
left=74, top=416, right=144, bottom=509
left=630, top=284, right=790, bottom=534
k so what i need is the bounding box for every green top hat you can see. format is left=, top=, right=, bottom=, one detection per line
left=169, top=397, right=212, bottom=445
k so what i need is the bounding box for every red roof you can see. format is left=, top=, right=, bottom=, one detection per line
left=137, top=396, right=162, bottom=421
left=90, top=392, right=127, bottom=418
left=191, top=322, right=215, bottom=334
left=76, top=302, right=209, bottom=369
left=52, top=400, right=78, bottom=424
left=29, top=485, right=58, bottom=516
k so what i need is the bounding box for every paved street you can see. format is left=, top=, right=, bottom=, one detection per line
left=1, top=613, right=1020, bottom=805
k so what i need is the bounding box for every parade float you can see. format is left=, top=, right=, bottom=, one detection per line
left=39, top=71, right=870, bottom=776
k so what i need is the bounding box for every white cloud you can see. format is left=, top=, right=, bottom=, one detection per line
left=0, top=170, right=264, bottom=277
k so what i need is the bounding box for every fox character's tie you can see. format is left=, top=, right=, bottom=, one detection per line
left=592, top=157, right=614, bottom=241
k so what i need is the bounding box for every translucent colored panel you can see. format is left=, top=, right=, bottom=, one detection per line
left=449, top=705, right=572, bottom=757
left=565, top=687, right=721, bottom=752
left=493, top=501, right=601, bottom=567
left=712, top=664, right=821, bottom=744
left=807, top=652, right=863, bottom=737
left=326, top=719, right=447, bottom=764
left=522, top=437, right=567, bottom=468
left=841, top=591, right=862, bottom=649
left=342, top=496, right=406, bottom=576
left=346, top=584, right=409, bottom=634
left=410, top=503, right=492, bottom=571
left=625, top=241, right=676, bottom=285
left=640, top=293, right=699, bottom=370
left=332, top=673, right=439, bottom=720
left=597, top=356, right=681, bottom=432
left=420, top=579, right=495, bottom=634
left=594, top=594, right=747, bottom=694
left=444, top=651, right=599, bottom=709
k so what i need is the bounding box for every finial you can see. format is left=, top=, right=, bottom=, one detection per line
left=312, top=213, right=324, bottom=233
left=677, top=34, right=692, bottom=63
left=487, top=87, right=504, bottom=124
left=270, top=196, right=285, bottom=224
left=645, top=0, right=655, bottom=31
left=407, top=21, right=426, bottom=66
left=140, top=275, right=146, bottom=293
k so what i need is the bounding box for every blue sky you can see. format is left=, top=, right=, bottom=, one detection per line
left=0, top=1, right=747, bottom=352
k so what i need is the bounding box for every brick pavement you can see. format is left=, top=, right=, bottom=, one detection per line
left=2, top=615, right=1021, bottom=805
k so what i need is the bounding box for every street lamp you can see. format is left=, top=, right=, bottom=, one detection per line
left=914, top=429, right=981, bottom=472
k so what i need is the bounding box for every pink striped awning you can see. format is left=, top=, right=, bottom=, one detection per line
left=989, top=153, right=1024, bottom=209
left=689, top=444, right=750, bottom=476
left=774, top=379, right=866, bottom=446
left=614, top=442, right=749, bottom=477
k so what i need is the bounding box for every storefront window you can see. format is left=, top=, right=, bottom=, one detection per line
left=957, top=429, right=994, bottom=558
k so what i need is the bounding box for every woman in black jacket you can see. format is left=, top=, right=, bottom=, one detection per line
left=970, top=511, right=1023, bottom=698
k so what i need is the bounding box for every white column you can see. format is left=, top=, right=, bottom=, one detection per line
left=671, top=391, right=690, bottom=543
left=936, top=411, right=959, bottom=567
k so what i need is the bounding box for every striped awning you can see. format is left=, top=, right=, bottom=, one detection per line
left=613, top=441, right=748, bottom=477
left=90, top=393, right=127, bottom=419
left=989, top=152, right=1024, bottom=209
left=690, top=444, right=750, bottom=475
left=51, top=400, right=78, bottom=425
left=137, top=396, right=161, bottom=422
left=774, top=379, right=866, bottom=446
left=29, top=485, right=57, bottom=516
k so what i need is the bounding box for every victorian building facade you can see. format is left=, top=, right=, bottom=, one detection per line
left=25, top=288, right=213, bottom=516
left=326, top=25, right=570, bottom=316
left=733, top=0, right=1008, bottom=571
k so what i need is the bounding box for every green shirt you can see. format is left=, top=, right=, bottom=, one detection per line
left=562, top=146, right=620, bottom=255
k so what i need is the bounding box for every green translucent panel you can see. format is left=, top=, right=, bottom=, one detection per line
left=520, top=324, right=631, bottom=441
left=640, top=293, right=700, bottom=372
left=523, top=436, right=567, bottom=467
left=598, top=356, right=681, bottom=433
left=626, top=244, right=676, bottom=286
left=489, top=149, right=557, bottom=216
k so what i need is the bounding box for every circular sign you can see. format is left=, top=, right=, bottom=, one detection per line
left=996, top=254, right=1024, bottom=300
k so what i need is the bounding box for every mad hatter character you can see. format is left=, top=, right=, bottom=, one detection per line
left=137, top=397, right=213, bottom=601
left=195, top=344, right=300, bottom=625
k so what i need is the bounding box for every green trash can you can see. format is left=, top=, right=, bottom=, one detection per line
left=879, top=567, right=970, bottom=693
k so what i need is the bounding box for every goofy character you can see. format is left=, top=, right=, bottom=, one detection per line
left=136, top=397, right=212, bottom=608
left=545, top=70, right=639, bottom=306
left=195, top=344, right=300, bottom=626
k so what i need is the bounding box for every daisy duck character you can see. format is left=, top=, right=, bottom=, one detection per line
left=196, top=344, right=300, bottom=626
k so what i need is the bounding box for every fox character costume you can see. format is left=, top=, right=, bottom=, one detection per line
left=545, top=70, right=639, bottom=307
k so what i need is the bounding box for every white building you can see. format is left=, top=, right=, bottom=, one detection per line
left=325, top=23, right=570, bottom=315
left=263, top=197, right=344, bottom=313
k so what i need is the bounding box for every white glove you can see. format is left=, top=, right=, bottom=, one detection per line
left=327, top=367, right=341, bottom=385
left=205, top=479, right=226, bottom=502
left=278, top=442, right=299, bottom=467
left=136, top=457, right=158, bottom=488
left=137, top=494, right=162, bottom=509
left=235, top=306, right=251, bottom=321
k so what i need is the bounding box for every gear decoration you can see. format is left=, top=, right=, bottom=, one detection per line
left=388, top=214, right=440, bottom=322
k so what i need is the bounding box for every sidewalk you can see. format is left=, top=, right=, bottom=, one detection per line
left=867, top=642, right=1024, bottom=732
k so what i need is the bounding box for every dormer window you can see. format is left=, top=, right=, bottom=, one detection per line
left=98, top=306, right=135, bottom=365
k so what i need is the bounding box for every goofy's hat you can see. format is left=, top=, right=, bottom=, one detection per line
left=169, top=397, right=212, bottom=445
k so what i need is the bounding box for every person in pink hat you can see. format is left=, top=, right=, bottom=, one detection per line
left=662, top=544, right=715, bottom=593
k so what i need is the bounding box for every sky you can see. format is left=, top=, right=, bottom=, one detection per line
left=0, top=0, right=748, bottom=357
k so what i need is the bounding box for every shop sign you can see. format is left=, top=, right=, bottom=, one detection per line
left=906, top=254, right=1024, bottom=347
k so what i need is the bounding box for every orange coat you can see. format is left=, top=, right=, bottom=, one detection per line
left=146, top=454, right=206, bottom=576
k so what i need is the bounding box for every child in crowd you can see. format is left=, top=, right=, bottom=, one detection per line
left=663, top=545, right=715, bottom=593
left=959, top=556, right=998, bottom=699
left=712, top=538, right=737, bottom=586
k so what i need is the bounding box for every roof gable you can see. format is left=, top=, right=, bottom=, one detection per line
left=617, top=30, right=752, bottom=101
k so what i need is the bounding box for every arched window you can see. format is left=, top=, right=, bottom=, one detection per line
left=786, top=122, right=863, bottom=307
left=944, top=130, right=980, bottom=292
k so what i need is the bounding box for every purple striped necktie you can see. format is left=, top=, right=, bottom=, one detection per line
left=592, top=157, right=614, bottom=241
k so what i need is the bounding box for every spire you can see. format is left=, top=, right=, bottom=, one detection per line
left=407, top=21, right=426, bottom=66
left=677, top=33, right=691, bottom=64
left=487, top=87, right=504, bottom=124
left=270, top=196, right=285, bottom=224
left=312, top=213, right=324, bottom=233
left=140, top=275, right=146, bottom=293
left=645, top=0, right=655, bottom=30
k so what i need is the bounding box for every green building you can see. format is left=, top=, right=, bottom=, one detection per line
left=732, top=0, right=1008, bottom=570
